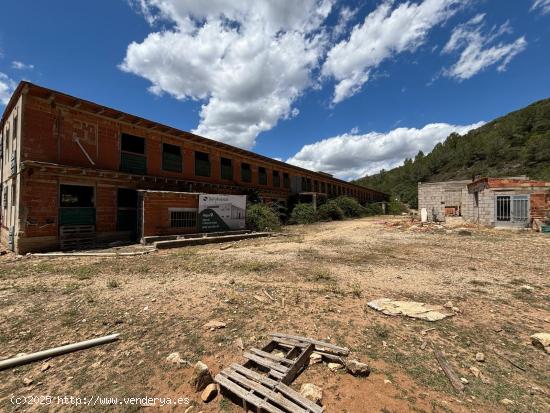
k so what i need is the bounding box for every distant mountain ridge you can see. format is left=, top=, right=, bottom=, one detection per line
left=355, top=98, right=550, bottom=208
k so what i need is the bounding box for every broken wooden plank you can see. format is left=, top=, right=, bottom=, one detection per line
left=244, top=352, right=289, bottom=373
left=271, top=333, right=349, bottom=356
left=228, top=364, right=278, bottom=388
left=263, top=289, right=275, bottom=301
left=249, top=348, right=294, bottom=365
left=221, top=369, right=309, bottom=413
left=431, top=341, right=464, bottom=392
left=281, top=344, right=314, bottom=385
left=215, top=374, right=286, bottom=413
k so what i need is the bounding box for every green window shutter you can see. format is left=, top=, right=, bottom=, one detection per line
left=59, top=207, right=96, bottom=225
left=163, top=152, right=182, bottom=172
left=121, top=152, right=147, bottom=175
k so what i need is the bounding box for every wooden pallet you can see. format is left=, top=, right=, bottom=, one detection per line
left=215, top=333, right=348, bottom=412
left=60, top=225, right=96, bottom=251
left=216, top=364, right=324, bottom=413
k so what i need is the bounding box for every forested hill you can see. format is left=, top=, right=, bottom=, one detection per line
left=355, top=98, right=550, bottom=208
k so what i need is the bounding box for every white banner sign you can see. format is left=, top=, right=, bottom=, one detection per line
left=198, top=194, right=247, bottom=232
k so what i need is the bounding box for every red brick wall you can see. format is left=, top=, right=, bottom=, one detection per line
left=19, top=91, right=386, bottom=203
left=531, top=191, right=550, bottom=220
left=19, top=175, right=58, bottom=238
left=141, top=192, right=199, bottom=237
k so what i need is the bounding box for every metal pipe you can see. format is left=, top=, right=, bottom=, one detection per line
left=0, top=333, right=119, bottom=371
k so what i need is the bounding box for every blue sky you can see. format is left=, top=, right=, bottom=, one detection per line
left=1, top=0, right=549, bottom=180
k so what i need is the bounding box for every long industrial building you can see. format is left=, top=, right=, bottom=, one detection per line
left=0, top=82, right=387, bottom=253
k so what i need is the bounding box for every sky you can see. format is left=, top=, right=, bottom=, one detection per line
left=0, top=0, right=549, bottom=180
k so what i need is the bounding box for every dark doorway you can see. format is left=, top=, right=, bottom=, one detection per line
left=117, top=188, right=138, bottom=238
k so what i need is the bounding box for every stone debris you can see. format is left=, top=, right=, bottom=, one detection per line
left=500, top=398, right=514, bottom=406
left=460, top=377, right=469, bottom=384
left=327, top=362, right=343, bottom=371
left=367, top=298, right=454, bottom=322
left=190, top=361, right=213, bottom=392
left=203, top=321, right=226, bottom=330
left=22, top=377, right=33, bottom=386
left=345, top=359, right=370, bottom=377
left=201, top=383, right=218, bottom=403
left=166, top=352, right=187, bottom=365
left=40, top=363, right=51, bottom=372
left=300, top=383, right=323, bottom=406
left=530, top=333, right=550, bottom=354
left=475, top=352, right=485, bottom=362
left=234, top=337, right=244, bottom=350
left=309, top=352, right=322, bottom=365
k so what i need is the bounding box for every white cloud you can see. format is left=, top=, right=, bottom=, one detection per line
left=531, top=0, right=550, bottom=14
left=442, top=14, right=527, bottom=80
left=0, top=73, right=16, bottom=105
left=287, top=121, right=485, bottom=180
left=121, top=0, right=334, bottom=149
left=11, top=61, right=34, bottom=70
left=322, top=0, right=465, bottom=104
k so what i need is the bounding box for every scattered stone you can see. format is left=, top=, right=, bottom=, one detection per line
left=460, top=377, right=469, bottom=384
left=184, top=406, right=194, bottom=413
left=190, top=361, right=213, bottom=392
left=300, top=383, right=322, bottom=406
left=201, top=383, right=218, bottom=403
left=40, top=363, right=51, bottom=372
left=327, top=362, right=343, bottom=372
left=345, top=359, right=370, bottom=377
left=272, top=351, right=285, bottom=359
left=166, top=352, right=186, bottom=365
left=469, top=366, right=481, bottom=377
left=500, top=398, right=514, bottom=406
left=475, top=352, right=485, bottom=362
left=22, top=377, right=33, bottom=386
left=203, top=321, right=226, bottom=330
left=309, top=353, right=322, bottom=365
left=367, top=298, right=453, bottom=322
left=519, top=285, right=534, bottom=292
left=384, top=379, right=392, bottom=384
left=530, top=333, right=550, bottom=354
left=452, top=307, right=460, bottom=313
left=91, top=361, right=102, bottom=368
left=443, top=301, right=453, bottom=309
left=234, top=337, right=244, bottom=350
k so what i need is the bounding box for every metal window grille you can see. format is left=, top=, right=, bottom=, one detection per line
left=170, top=210, right=197, bottom=228
left=496, top=195, right=529, bottom=223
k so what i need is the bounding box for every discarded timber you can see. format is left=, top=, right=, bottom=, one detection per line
left=216, top=364, right=324, bottom=413
left=271, top=333, right=350, bottom=356
left=0, top=334, right=120, bottom=371
left=154, top=232, right=271, bottom=249
left=32, top=250, right=155, bottom=257
left=431, top=341, right=465, bottom=392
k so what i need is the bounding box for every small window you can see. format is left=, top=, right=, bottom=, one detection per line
left=60, top=184, right=94, bottom=207
left=162, top=143, right=182, bottom=172
left=221, top=157, right=233, bottom=180
left=170, top=210, right=197, bottom=228
left=283, top=173, right=290, bottom=188
left=241, top=163, right=252, bottom=183
left=272, top=171, right=280, bottom=187
left=12, top=184, right=16, bottom=207
left=13, top=116, right=18, bottom=140
left=2, top=185, right=7, bottom=209
left=194, top=151, right=211, bottom=177
left=259, top=167, right=267, bottom=185
left=121, top=133, right=145, bottom=154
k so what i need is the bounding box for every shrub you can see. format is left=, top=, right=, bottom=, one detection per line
left=318, top=201, right=345, bottom=221
left=246, top=203, right=281, bottom=231
left=364, top=202, right=384, bottom=216
left=290, top=203, right=318, bottom=224
left=388, top=198, right=408, bottom=215
left=333, top=196, right=365, bottom=217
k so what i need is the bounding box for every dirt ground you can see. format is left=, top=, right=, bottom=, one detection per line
left=0, top=216, right=549, bottom=413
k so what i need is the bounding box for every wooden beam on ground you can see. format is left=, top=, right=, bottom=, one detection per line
left=431, top=341, right=464, bottom=393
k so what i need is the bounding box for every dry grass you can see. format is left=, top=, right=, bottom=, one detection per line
left=0, top=217, right=548, bottom=412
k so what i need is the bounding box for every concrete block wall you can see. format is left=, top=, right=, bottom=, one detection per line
left=418, top=180, right=470, bottom=221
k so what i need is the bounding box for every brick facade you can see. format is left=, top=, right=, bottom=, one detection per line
left=1, top=82, right=388, bottom=253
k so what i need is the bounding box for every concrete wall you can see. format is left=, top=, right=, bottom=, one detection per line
left=418, top=180, right=470, bottom=222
